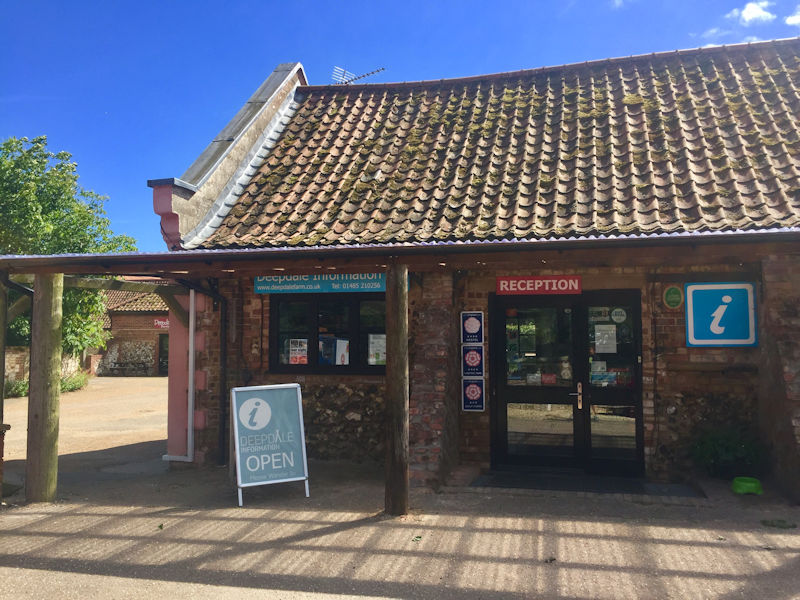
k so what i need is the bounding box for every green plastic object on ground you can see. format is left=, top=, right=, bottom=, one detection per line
left=732, top=476, right=763, bottom=495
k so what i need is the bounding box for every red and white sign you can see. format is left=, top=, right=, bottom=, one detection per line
left=496, top=276, right=582, bottom=295
left=154, top=318, right=170, bottom=329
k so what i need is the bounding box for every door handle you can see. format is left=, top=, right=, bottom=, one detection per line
left=568, top=382, right=583, bottom=409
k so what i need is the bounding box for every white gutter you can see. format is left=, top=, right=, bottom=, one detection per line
left=163, top=289, right=196, bottom=462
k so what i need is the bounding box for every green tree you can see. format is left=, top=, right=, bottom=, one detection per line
left=1, top=136, right=136, bottom=355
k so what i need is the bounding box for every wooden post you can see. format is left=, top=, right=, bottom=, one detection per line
left=0, top=274, right=7, bottom=502
left=26, top=273, right=63, bottom=502
left=385, top=261, right=409, bottom=515
left=0, top=273, right=7, bottom=423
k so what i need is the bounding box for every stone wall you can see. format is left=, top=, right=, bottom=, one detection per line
left=97, top=313, right=168, bottom=376
left=4, top=346, right=81, bottom=382
left=188, top=275, right=460, bottom=480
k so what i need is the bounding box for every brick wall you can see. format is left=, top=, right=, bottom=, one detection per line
left=455, top=245, right=768, bottom=481
left=759, top=254, right=800, bottom=501
left=182, top=241, right=800, bottom=490
left=408, top=272, right=460, bottom=485
left=4, top=346, right=28, bottom=382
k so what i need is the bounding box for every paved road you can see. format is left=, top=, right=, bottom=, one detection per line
left=1, top=377, right=799, bottom=599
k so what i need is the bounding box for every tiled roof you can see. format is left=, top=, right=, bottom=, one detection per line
left=105, top=290, right=168, bottom=312
left=200, top=39, right=800, bottom=249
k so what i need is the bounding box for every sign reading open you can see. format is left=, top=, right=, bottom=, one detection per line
left=231, top=383, right=310, bottom=506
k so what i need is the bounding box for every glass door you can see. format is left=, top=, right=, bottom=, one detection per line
left=491, top=290, right=643, bottom=475
left=494, top=298, right=585, bottom=468
left=584, top=292, right=643, bottom=475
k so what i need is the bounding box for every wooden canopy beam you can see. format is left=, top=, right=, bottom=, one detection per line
left=6, top=275, right=189, bottom=328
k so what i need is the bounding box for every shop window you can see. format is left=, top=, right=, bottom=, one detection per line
left=269, top=293, right=385, bottom=373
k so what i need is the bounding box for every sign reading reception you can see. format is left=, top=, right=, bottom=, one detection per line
left=255, top=273, right=385, bottom=294
left=231, top=383, right=309, bottom=506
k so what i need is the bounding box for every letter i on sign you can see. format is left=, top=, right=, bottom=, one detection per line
left=709, top=295, right=732, bottom=334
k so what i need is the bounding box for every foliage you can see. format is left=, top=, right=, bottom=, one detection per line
left=4, top=378, right=29, bottom=398
left=690, top=426, right=765, bottom=478
left=0, top=136, right=136, bottom=355
left=3, top=372, right=91, bottom=397
left=60, top=371, right=90, bottom=393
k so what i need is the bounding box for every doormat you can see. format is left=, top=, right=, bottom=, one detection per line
left=470, top=471, right=704, bottom=498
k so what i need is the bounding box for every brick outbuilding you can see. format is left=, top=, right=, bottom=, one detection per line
left=142, top=39, right=800, bottom=499
left=3, top=39, right=799, bottom=504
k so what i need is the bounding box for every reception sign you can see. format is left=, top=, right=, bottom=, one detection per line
left=231, top=383, right=310, bottom=506
left=496, top=276, right=582, bottom=295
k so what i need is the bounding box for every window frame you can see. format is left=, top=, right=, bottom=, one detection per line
left=268, top=292, right=386, bottom=375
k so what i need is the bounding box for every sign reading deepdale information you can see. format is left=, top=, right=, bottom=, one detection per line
left=231, top=383, right=310, bottom=506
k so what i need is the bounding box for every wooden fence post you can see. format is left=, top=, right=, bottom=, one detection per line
left=385, top=261, right=409, bottom=515
left=26, top=273, right=63, bottom=502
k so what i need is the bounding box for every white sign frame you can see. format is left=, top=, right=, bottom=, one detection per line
left=231, top=383, right=310, bottom=507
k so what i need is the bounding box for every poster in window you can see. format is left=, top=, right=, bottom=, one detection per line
left=289, top=339, right=308, bottom=364
left=594, top=324, right=617, bottom=354
left=335, top=339, right=350, bottom=365
left=368, top=334, right=386, bottom=365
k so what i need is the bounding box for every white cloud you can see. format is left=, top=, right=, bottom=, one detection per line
left=726, top=2, right=776, bottom=26
left=701, top=27, right=732, bottom=39
left=741, top=35, right=761, bottom=42
left=785, top=6, right=800, bottom=26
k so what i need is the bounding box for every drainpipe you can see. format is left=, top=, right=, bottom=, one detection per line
left=175, top=279, right=228, bottom=466
left=163, top=289, right=196, bottom=462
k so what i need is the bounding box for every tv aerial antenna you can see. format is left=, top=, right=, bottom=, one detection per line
left=331, top=66, right=386, bottom=85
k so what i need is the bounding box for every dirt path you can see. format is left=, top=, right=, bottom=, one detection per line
left=3, top=376, right=168, bottom=489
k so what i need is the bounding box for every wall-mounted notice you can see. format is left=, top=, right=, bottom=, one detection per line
left=231, top=383, right=310, bottom=507
left=462, top=378, right=485, bottom=412
left=462, top=345, right=484, bottom=377
left=685, top=282, right=757, bottom=347
left=594, top=324, right=617, bottom=354
left=461, top=311, right=484, bottom=344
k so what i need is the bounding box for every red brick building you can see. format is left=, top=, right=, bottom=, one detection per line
left=137, top=39, right=798, bottom=499
left=98, top=289, right=170, bottom=376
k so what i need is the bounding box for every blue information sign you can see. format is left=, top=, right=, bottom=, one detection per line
left=231, top=383, right=309, bottom=506
left=685, top=282, right=757, bottom=347
left=462, top=378, right=485, bottom=412
left=255, top=273, right=385, bottom=294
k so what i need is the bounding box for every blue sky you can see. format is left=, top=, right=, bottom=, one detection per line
left=2, top=0, right=800, bottom=252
